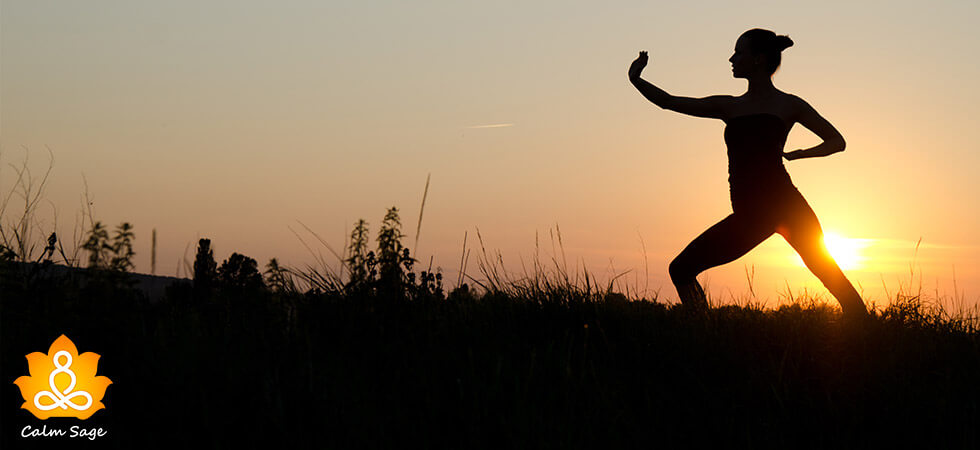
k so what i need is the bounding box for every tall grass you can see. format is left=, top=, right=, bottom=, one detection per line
left=5, top=246, right=980, bottom=448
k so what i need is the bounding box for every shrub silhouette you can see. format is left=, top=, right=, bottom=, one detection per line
left=81, top=222, right=110, bottom=268
left=76, top=221, right=137, bottom=288
left=344, top=218, right=374, bottom=293
left=110, top=223, right=135, bottom=272
left=193, top=238, right=217, bottom=293
left=264, top=258, right=296, bottom=293
left=218, top=252, right=264, bottom=291
left=340, top=206, right=443, bottom=300
left=81, top=221, right=135, bottom=272
left=376, top=207, right=415, bottom=297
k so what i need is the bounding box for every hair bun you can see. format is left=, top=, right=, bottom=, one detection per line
left=775, top=35, right=794, bottom=51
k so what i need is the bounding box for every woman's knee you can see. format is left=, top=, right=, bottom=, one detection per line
left=669, top=256, right=697, bottom=284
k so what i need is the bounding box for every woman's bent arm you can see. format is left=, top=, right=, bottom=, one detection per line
left=633, top=81, right=732, bottom=119
left=784, top=139, right=846, bottom=160
left=628, top=50, right=731, bottom=119
left=785, top=96, right=846, bottom=160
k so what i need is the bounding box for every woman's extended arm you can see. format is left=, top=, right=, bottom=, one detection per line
left=784, top=96, right=846, bottom=161
left=629, top=51, right=731, bottom=119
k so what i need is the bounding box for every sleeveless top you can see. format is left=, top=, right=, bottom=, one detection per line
left=723, top=113, right=799, bottom=212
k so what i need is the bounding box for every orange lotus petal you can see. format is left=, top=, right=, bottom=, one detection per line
left=25, top=352, right=53, bottom=378
left=48, top=335, right=79, bottom=356
left=80, top=376, right=113, bottom=403
left=71, top=352, right=101, bottom=381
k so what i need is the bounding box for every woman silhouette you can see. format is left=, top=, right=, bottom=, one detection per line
left=629, top=28, right=868, bottom=317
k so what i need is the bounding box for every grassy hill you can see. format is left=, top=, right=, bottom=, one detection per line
left=3, top=260, right=979, bottom=449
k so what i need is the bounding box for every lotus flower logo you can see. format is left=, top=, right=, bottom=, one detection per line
left=13, top=335, right=112, bottom=420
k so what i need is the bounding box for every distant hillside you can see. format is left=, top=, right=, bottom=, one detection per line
left=2, top=261, right=190, bottom=301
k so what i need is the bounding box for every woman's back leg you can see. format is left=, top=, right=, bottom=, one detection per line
left=670, top=213, right=774, bottom=308
left=778, top=202, right=868, bottom=317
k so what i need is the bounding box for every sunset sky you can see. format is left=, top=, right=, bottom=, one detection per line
left=2, top=0, right=978, bottom=307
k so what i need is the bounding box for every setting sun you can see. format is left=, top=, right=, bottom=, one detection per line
left=792, top=231, right=869, bottom=271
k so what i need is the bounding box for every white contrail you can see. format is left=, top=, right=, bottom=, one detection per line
left=465, top=123, right=514, bottom=129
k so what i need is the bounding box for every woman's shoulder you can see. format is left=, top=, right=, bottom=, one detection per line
left=726, top=91, right=799, bottom=122
left=731, top=90, right=800, bottom=105
left=783, top=92, right=810, bottom=108
left=783, top=93, right=823, bottom=124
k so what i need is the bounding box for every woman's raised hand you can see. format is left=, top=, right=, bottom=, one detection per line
left=628, top=51, right=648, bottom=81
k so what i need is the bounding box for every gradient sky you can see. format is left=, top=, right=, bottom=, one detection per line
left=2, top=0, right=978, bottom=307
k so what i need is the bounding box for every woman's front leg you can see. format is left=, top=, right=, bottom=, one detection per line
left=669, top=213, right=774, bottom=308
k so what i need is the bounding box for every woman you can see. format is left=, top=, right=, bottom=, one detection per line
left=628, top=28, right=868, bottom=317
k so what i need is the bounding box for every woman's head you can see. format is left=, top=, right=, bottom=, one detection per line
left=729, top=28, right=793, bottom=78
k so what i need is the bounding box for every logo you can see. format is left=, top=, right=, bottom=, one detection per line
left=13, top=335, right=112, bottom=420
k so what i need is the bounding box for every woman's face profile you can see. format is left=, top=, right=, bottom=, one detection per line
left=729, top=35, right=761, bottom=79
